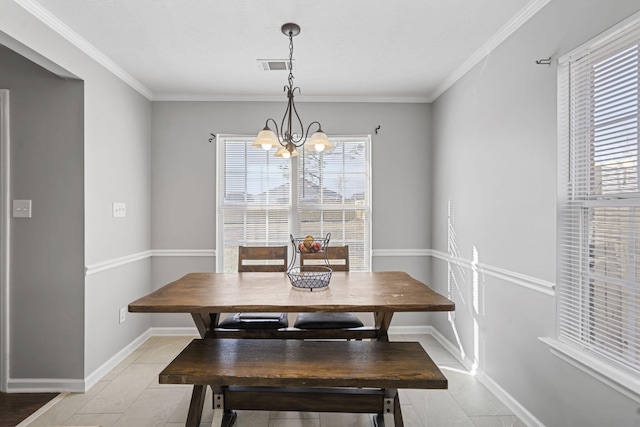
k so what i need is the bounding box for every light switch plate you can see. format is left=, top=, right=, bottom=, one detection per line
left=13, top=200, right=32, bottom=218
left=113, top=202, right=126, bottom=218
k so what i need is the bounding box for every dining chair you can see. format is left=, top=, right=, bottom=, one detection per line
left=293, top=245, right=365, bottom=330
left=217, top=245, right=289, bottom=329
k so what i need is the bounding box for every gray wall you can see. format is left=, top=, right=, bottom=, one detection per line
left=2, top=2, right=152, bottom=385
left=150, top=101, right=434, bottom=327
left=82, top=62, right=152, bottom=376
left=430, top=0, right=640, bottom=425
left=0, top=46, right=84, bottom=379
left=7, top=2, right=640, bottom=424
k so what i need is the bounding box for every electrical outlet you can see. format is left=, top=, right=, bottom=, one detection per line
left=119, top=307, right=127, bottom=324
left=113, top=202, right=126, bottom=218
left=13, top=200, right=32, bottom=218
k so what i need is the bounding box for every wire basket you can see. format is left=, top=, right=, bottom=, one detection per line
left=287, top=266, right=332, bottom=291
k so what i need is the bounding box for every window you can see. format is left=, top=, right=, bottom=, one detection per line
left=558, top=17, right=640, bottom=376
left=217, top=135, right=371, bottom=273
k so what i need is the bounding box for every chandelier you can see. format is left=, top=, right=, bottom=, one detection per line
left=252, top=23, right=333, bottom=158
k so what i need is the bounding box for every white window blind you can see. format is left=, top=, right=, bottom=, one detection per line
left=296, top=137, right=371, bottom=271
left=217, top=137, right=291, bottom=273
left=217, top=135, right=371, bottom=273
left=558, top=17, right=640, bottom=375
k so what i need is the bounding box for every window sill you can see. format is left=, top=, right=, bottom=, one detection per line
left=539, top=337, right=640, bottom=403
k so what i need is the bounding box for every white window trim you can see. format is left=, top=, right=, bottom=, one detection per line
left=546, top=8, right=640, bottom=400
left=540, top=337, right=640, bottom=402
left=215, top=134, right=372, bottom=273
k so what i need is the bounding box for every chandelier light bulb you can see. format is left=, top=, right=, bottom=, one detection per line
left=309, top=131, right=333, bottom=153
left=252, top=127, right=278, bottom=150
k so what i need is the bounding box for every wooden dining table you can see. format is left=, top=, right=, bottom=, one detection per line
left=129, top=271, right=455, bottom=426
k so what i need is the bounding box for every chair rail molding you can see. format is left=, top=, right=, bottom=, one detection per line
left=429, top=249, right=555, bottom=297
left=83, top=247, right=555, bottom=299
left=152, top=249, right=216, bottom=257
left=85, top=250, right=153, bottom=276
left=84, top=249, right=217, bottom=276
left=372, top=248, right=433, bottom=257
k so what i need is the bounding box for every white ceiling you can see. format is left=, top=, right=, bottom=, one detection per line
left=26, top=0, right=541, bottom=102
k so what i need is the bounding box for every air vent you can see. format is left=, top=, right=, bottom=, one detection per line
left=257, top=59, right=293, bottom=71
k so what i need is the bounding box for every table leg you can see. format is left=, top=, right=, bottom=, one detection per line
left=374, top=312, right=394, bottom=342
left=191, top=313, right=212, bottom=338
left=189, top=313, right=222, bottom=426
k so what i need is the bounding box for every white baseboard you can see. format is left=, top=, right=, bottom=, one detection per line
left=8, top=324, right=542, bottom=427
left=6, top=378, right=85, bottom=393
left=84, top=329, right=154, bottom=391
left=7, top=327, right=199, bottom=393
left=388, top=325, right=433, bottom=335
left=427, top=326, right=544, bottom=427
left=148, top=326, right=199, bottom=336
left=83, top=327, right=196, bottom=390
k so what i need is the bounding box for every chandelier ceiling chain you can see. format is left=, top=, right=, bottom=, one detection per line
left=287, top=28, right=294, bottom=89
left=252, top=23, right=333, bottom=159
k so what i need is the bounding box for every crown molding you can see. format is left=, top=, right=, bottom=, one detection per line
left=16, top=0, right=548, bottom=104
left=428, top=0, right=551, bottom=101
left=150, top=94, right=431, bottom=103
left=14, top=0, right=153, bottom=100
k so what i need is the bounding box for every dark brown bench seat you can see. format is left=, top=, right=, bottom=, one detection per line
left=160, top=338, right=448, bottom=427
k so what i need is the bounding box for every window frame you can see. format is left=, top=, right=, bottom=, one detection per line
left=555, top=10, right=640, bottom=398
left=216, top=134, right=372, bottom=273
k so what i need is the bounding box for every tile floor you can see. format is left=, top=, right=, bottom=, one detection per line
left=27, top=334, right=526, bottom=427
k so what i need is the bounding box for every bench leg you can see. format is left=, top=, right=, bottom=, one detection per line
left=393, top=393, right=404, bottom=427
left=212, top=386, right=238, bottom=427
left=186, top=385, right=207, bottom=427
left=373, top=389, right=403, bottom=427
left=221, top=410, right=237, bottom=427
left=211, top=409, right=237, bottom=427
left=373, top=414, right=385, bottom=427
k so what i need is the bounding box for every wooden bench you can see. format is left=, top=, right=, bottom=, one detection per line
left=159, top=338, right=448, bottom=427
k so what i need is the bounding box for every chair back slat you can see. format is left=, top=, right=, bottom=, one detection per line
left=300, top=246, right=349, bottom=272
left=238, top=246, right=288, bottom=272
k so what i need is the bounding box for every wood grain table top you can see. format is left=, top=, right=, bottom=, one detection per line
left=129, top=271, right=454, bottom=314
